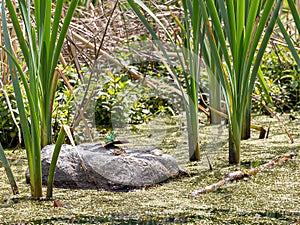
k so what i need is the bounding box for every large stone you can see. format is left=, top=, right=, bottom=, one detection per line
left=36, top=143, right=184, bottom=190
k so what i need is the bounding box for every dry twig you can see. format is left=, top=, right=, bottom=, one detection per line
left=190, top=153, right=297, bottom=197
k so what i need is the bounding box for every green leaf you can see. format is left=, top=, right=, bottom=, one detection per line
left=0, top=143, right=19, bottom=195
left=277, top=18, right=300, bottom=69
left=46, top=125, right=67, bottom=199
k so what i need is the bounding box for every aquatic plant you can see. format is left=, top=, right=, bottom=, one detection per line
left=0, top=143, right=18, bottom=194
left=278, top=0, right=300, bottom=70
left=198, top=0, right=282, bottom=164
left=1, top=0, right=78, bottom=197
left=128, top=0, right=284, bottom=164
left=128, top=0, right=204, bottom=161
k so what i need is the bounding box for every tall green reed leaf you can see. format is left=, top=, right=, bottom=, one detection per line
left=1, top=1, right=36, bottom=195
left=46, top=125, right=74, bottom=199
left=0, top=143, right=19, bottom=195
left=278, top=0, right=300, bottom=67
left=1, top=0, right=78, bottom=197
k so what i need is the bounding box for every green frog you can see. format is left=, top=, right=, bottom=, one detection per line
left=105, top=131, right=116, bottom=144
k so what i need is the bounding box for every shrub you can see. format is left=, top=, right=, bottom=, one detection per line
left=254, top=46, right=300, bottom=113
left=0, top=85, right=19, bottom=148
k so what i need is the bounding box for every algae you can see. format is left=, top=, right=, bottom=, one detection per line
left=0, top=115, right=299, bottom=224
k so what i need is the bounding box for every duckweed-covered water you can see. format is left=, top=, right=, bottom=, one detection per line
left=0, top=114, right=299, bottom=224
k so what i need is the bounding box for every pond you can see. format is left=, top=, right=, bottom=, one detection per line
left=0, top=114, right=299, bottom=224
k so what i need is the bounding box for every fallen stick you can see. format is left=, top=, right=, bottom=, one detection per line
left=190, top=171, right=246, bottom=197
left=190, top=153, right=297, bottom=198
left=252, top=96, right=294, bottom=143
left=248, top=153, right=295, bottom=176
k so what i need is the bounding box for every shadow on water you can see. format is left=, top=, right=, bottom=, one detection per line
left=209, top=208, right=298, bottom=223
left=240, top=211, right=300, bottom=222
left=28, top=210, right=300, bottom=224
left=16, top=207, right=300, bottom=224
left=30, top=215, right=189, bottom=224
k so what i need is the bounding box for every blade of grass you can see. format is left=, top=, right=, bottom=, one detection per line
left=0, top=143, right=19, bottom=195
left=277, top=18, right=300, bottom=68
left=46, top=125, right=67, bottom=199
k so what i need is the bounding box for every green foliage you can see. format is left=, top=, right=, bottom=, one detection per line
left=129, top=95, right=175, bottom=124
left=52, top=66, right=81, bottom=140
left=95, top=61, right=178, bottom=128
left=0, top=86, right=19, bottom=148
left=95, top=71, right=129, bottom=127
left=131, top=61, right=169, bottom=78
left=0, top=66, right=79, bottom=148
left=255, top=46, right=300, bottom=112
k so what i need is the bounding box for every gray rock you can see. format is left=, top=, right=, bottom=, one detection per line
left=33, top=143, right=184, bottom=190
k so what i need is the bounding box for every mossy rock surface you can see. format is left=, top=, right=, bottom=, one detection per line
left=38, top=143, right=184, bottom=190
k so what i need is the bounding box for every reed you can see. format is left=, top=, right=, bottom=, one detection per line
left=199, top=0, right=282, bottom=164
left=0, top=143, right=18, bottom=195
left=278, top=0, right=300, bottom=67
left=128, top=0, right=204, bottom=161
left=1, top=0, right=78, bottom=197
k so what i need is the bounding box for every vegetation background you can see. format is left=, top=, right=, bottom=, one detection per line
left=0, top=0, right=300, bottom=223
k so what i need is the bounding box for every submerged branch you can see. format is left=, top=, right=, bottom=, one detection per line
left=190, top=153, right=297, bottom=197
left=252, top=96, right=294, bottom=143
